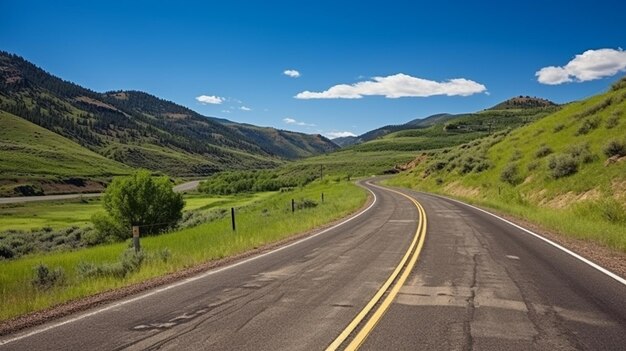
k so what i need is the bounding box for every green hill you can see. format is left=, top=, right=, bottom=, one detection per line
left=390, top=77, right=626, bottom=252
left=0, top=111, right=130, bottom=196
left=0, top=52, right=337, bottom=177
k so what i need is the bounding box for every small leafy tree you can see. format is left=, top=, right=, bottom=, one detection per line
left=102, top=170, right=184, bottom=236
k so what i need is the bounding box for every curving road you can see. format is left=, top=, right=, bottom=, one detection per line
left=1, top=180, right=625, bottom=350
left=0, top=181, right=201, bottom=205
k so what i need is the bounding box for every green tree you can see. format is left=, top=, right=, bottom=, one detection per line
left=102, top=170, right=184, bottom=235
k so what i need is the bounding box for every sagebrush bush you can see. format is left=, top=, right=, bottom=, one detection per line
left=32, top=264, right=65, bottom=290
left=575, top=117, right=601, bottom=136
left=606, top=111, right=621, bottom=129
left=548, top=154, right=578, bottom=178
left=567, top=143, right=596, bottom=164
left=510, top=150, right=523, bottom=162
left=603, top=139, right=626, bottom=157
left=553, top=124, right=565, bottom=133
left=77, top=249, right=145, bottom=279
left=500, top=163, right=521, bottom=185
left=535, top=145, right=553, bottom=158
left=527, top=160, right=540, bottom=171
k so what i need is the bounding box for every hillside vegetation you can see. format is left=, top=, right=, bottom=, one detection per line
left=0, top=52, right=337, bottom=179
left=389, top=77, right=626, bottom=252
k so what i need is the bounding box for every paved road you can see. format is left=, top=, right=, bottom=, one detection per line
left=1, top=181, right=625, bottom=350
left=0, top=181, right=201, bottom=204
left=0, top=180, right=419, bottom=350
left=361, top=187, right=626, bottom=351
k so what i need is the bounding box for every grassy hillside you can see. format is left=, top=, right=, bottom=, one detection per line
left=0, top=111, right=130, bottom=196
left=389, top=78, right=626, bottom=252
left=0, top=52, right=336, bottom=178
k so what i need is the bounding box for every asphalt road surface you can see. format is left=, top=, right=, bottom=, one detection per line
left=0, top=181, right=200, bottom=204
left=1, top=180, right=625, bottom=350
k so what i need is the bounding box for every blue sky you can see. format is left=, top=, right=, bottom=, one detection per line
left=2, top=0, right=626, bottom=138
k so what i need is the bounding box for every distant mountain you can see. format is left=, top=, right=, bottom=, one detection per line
left=0, top=51, right=337, bottom=177
left=331, top=136, right=358, bottom=147
left=488, top=96, right=557, bottom=110
left=337, top=98, right=559, bottom=149
left=336, top=113, right=459, bottom=147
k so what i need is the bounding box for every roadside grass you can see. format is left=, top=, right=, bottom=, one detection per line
left=0, top=193, right=270, bottom=232
left=387, top=176, right=626, bottom=252
left=0, top=180, right=366, bottom=321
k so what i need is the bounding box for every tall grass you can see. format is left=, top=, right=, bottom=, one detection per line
left=0, top=180, right=366, bottom=321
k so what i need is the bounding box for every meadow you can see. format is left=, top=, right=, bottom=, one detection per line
left=0, top=192, right=268, bottom=232
left=0, top=180, right=366, bottom=321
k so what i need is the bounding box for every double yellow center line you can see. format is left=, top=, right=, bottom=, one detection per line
left=326, top=185, right=428, bottom=351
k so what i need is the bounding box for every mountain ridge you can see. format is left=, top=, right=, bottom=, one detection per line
left=0, top=51, right=338, bottom=177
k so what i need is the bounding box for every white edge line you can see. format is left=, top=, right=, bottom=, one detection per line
left=421, top=191, right=626, bottom=286
left=0, top=183, right=378, bottom=346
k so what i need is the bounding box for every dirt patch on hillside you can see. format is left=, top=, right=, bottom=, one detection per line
left=74, top=96, right=120, bottom=111
left=612, top=179, right=626, bottom=203
left=398, top=153, right=428, bottom=171
left=163, top=113, right=190, bottom=120
left=541, top=189, right=601, bottom=209
left=444, top=181, right=481, bottom=198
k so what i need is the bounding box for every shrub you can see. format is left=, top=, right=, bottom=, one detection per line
left=77, top=249, right=145, bottom=279
left=297, top=199, right=318, bottom=210
left=611, top=77, right=626, bottom=91
left=535, top=145, right=553, bottom=158
left=527, top=160, right=540, bottom=171
left=90, top=212, right=127, bottom=243
left=575, top=117, right=600, bottom=136
left=102, top=170, right=184, bottom=236
left=500, top=163, right=521, bottom=185
left=553, top=124, right=565, bottom=133
left=603, top=139, right=626, bottom=157
left=567, top=143, right=596, bottom=164
left=548, top=154, right=578, bottom=178
left=0, top=243, right=14, bottom=259
left=32, top=264, right=65, bottom=290
left=510, top=150, right=523, bottom=162
left=605, top=113, right=620, bottom=129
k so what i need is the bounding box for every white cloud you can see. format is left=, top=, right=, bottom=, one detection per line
left=282, top=117, right=315, bottom=127
left=220, top=110, right=231, bottom=114
left=240, top=106, right=252, bottom=111
left=196, top=95, right=224, bottom=104
left=284, top=69, right=301, bottom=78
left=295, top=73, right=486, bottom=99
left=325, top=131, right=357, bottom=139
left=536, top=48, right=626, bottom=85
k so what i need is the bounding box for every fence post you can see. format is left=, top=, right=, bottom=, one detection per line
left=321, top=192, right=324, bottom=203
left=231, top=207, right=236, bottom=231
left=132, top=226, right=140, bottom=253
left=291, top=199, right=295, bottom=213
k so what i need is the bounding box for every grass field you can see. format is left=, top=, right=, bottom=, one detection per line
left=0, top=192, right=274, bottom=232
left=0, top=180, right=366, bottom=321
left=0, top=111, right=130, bottom=179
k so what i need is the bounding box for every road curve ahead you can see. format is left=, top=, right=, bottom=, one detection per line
left=1, top=181, right=625, bottom=350
left=0, top=180, right=421, bottom=350
left=359, top=187, right=626, bottom=351
left=0, top=181, right=200, bottom=204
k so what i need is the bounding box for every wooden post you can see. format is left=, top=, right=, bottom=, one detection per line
left=291, top=199, right=295, bottom=213
left=321, top=192, right=324, bottom=203
left=132, top=226, right=140, bottom=252
left=231, top=207, right=236, bottom=231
